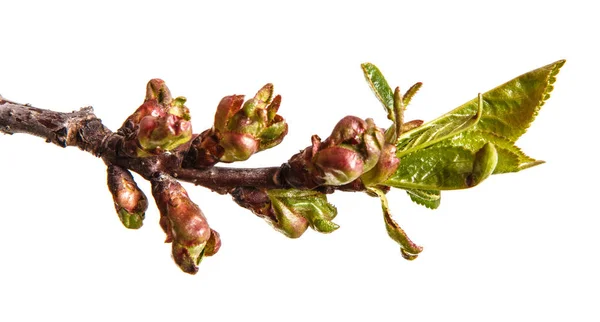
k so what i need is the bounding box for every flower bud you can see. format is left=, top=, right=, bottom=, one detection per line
left=146, top=79, right=173, bottom=105
left=121, top=79, right=193, bottom=156
left=285, top=116, right=389, bottom=187
left=151, top=175, right=215, bottom=274
left=188, top=84, right=288, bottom=165
left=313, top=146, right=364, bottom=185
left=361, top=143, right=400, bottom=186
left=106, top=165, right=148, bottom=229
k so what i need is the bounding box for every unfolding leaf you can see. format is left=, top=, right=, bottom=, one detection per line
left=267, top=189, right=339, bottom=235
left=385, top=143, right=498, bottom=190
left=408, top=60, right=563, bottom=149
left=405, top=189, right=441, bottom=209
left=387, top=60, right=563, bottom=192
left=361, top=63, right=395, bottom=121
left=368, top=187, right=423, bottom=260
left=402, top=82, right=423, bottom=107
left=396, top=94, right=483, bottom=155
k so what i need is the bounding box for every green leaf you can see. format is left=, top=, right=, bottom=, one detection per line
left=402, top=82, right=423, bottom=107
left=385, top=143, right=498, bottom=190
left=438, top=131, right=543, bottom=173
left=396, top=93, right=483, bottom=156
left=464, top=60, right=564, bottom=142
left=405, top=189, right=441, bottom=209
left=398, top=60, right=564, bottom=156
left=386, top=60, right=563, bottom=191
left=367, top=187, right=423, bottom=260
left=267, top=189, right=339, bottom=234
left=361, top=63, right=395, bottom=121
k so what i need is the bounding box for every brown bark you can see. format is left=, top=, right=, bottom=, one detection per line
left=0, top=97, right=363, bottom=194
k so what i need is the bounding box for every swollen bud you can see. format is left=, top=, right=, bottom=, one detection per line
left=121, top=79, right=193, bottom=156
left=151, top=174, right=217, bottom=274
left=285, top=116, right=396, bottom=188
left=187, top=84, right=288, bottom=167
left=467, top=142, right=498, bottom=187
left=361, top=143, right=400, bottom=186
left=106, top=165, right=148, bottom=229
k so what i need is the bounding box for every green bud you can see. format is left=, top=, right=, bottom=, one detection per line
left=268, top=189, right=338, bottom=236
left=467, top=142, right=498, bottom=187
left=231, top=187, right=338, bottom=238
left=106, top=165, right=148, bottom=229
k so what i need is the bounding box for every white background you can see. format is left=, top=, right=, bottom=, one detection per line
left=1, top=1, right=598, bottom=321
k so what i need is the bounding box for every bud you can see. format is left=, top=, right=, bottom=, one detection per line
left=466, top=142, right=498, bottom=187
left=285, top=116, right=390, bottom=187
left=146, top=79, right=172, bottom=105
left=361, top=143, right=400, bottom=186
left=106, top=165, right=148, bottom=229
left=231, top=187, right=338, bottom=238
left=151, top=174, right=216, bottom=274
left=121, top=79, right=193, bottom=156
left=190, top=84, right=288, bottom=164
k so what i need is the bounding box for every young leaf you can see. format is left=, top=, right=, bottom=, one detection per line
left=385, top=143, right=498, bottom=190
left=367, top=187, right=423, bottom=260
left=405, top=189, right=441, bottom=209
left=398, top=60, right=564, bottom=153
left=361, top=63, right=395, bottom=121
left=385, top=60, right=563, bottom=191
left=402, top=82, right=423, bottom=107
left=267, top=189, right=339, bottom=235
left=396, top=93, right=483, bottom=156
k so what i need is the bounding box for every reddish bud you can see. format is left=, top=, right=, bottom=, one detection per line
left=314, top=146, right=364, bottom=185
left=106, top=165, right=148, bottom=229
left=151, top=175, right=214, bottom=274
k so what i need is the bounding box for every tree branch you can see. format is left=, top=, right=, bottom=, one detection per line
left=0, top=98, right=358, bottom=193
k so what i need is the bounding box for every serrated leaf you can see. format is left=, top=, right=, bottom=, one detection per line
left=267, top=189, right=339, bottom=234
left=438, top=131, right=543, bottom=173
left=466, top=60, right=564, bottom=142
left=361, top=63, right=395, bottom=121
left=398, top=60, right=564, bottom=156
left=387, top=60, right=563, bottom=191
left=385, top=143, right=498, bottom=190
left=405, top=189, right=441, bottom=209
left=402, top=82, right=423, bottom=107
left=396, top=93, right=483, bottom=155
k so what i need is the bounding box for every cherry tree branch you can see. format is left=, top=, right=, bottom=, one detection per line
left=0, top=97, right=361, bottom=193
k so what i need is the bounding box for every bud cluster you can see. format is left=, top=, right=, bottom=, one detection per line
left=285, top=116, right=400, bottom=188
left=151, top=174, right=220, bottom=274
left=186, top=84, right=288, bottom=168
left=121, top=79, right=193, bottom=157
